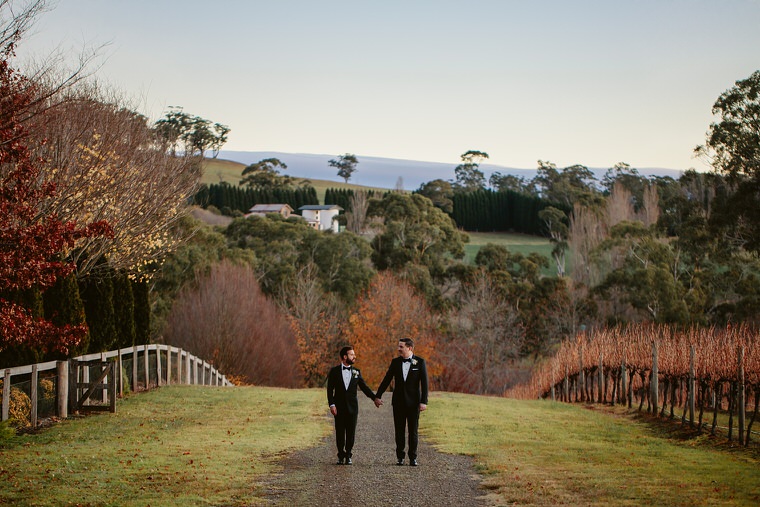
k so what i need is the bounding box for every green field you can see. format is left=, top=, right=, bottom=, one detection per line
left=1, top=387, right=757, bottom=506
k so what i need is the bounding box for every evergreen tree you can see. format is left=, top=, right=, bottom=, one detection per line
left=79, top=272, right=116, bottom=353
left=112, top=271, right=135, bottom=349
left=132, top=278, right=151, bottom=345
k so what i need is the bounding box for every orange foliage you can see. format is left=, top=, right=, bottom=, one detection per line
left=347, top=271, right=440, bottom=388
left=289, top=310, right=344, bottom=388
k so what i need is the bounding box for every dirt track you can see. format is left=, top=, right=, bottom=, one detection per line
left=260, top=396, right=489, bottom=507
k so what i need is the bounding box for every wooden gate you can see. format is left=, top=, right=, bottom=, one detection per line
left=69, top=359, right=117, bottom=414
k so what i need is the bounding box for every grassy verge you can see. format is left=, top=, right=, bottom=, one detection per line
left=0, top=386, right=327, bottom=507
left=422, top=392, right=760, bottom=506
left=463, top=231, right=563, bottom=272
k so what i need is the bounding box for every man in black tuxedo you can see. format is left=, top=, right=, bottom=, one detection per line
left=376, top=337, right=428, bottom=466
left=326, top=345, right=382, bottom=465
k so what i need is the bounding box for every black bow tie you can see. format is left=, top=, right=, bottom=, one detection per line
left=343, top=366, right=351, bottom=371
left=402, top=358, right=412, bottom=363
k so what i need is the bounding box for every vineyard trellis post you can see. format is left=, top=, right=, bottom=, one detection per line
left=598, top=354, right=604, bottom=404
left=651, top=340, right=659, bottom=416
left=579, top=347, right=585, bottom=402
left=689, top=345, right=695, bottom=427
left=620, top=362, right=627, bottom=406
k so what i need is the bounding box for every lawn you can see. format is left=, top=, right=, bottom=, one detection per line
left=1, top=387, right=757, bottom=506
left=423, top=393, right=760, bottom=506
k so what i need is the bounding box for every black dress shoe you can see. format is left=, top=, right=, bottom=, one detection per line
left=410, top=459, right=418, bottom=466
left=396, top=459, right=404, bottom=466
left=345, top=457, right=352, bottom=465
left=336, top=459, right=344, bottom=465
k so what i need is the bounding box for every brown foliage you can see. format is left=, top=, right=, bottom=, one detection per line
left=163, top=260, right=301, bottom=387
left=509, top=323, right=760, bottom=400
left=438, top=272, right=525, bottom=395
left=29, top=87, right=200, bottom=277
left=347, top=271, right=440, bottom=387
left=285, top=263, right=345, bottom=387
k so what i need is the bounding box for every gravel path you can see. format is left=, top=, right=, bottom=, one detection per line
left=260, top=396, right=489, bottom=507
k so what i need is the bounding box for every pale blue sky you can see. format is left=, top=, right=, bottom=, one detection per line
left=17, top=0, right=760, bottom=170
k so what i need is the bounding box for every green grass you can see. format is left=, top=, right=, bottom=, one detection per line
left=0, top=386, right=328, bottom=507
left=463, top=231, right=568, bottom=275
left=422, top=392, right=760, bottom=506
left=2, top=388, right=758, bottom=506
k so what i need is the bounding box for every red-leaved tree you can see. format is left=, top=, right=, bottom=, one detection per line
left=0, top=55, right=112, bottom=355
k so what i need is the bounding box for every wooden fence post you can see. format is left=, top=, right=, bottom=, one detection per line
left=2, top=369, right=10, bottom=421
left=56, top=361, right=68, bottom=419
left=30, top=364, right=38, bottom=428
left=117, top=348, right=124, bottom=397
left=109, top=361, right=117, bottom=414
left=132, top=345, right=138, bottom=391
left=156, top=346, right=163, bottom=387
left=177, top=348, right=183, bottom=385
left=166, top=347, right=172, bottom=386
left=738, top=346, right=745, bottom=446
left=688, top=345, right=695, bottom=427
left=186, top=352, right=192, bottom=385
left=651, top=340, right=659, bottom=416
left=101, top=352, right=107, bottom=404
left=143, top=345, right=150, bottom=389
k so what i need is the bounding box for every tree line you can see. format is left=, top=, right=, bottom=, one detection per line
left=193, top=183, right=318, bottom=215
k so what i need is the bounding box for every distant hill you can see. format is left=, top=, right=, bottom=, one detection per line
left=217, top=150, right=687, bottom=191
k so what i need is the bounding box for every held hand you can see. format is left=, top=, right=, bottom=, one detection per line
left=419, top=403, right=427, bottom=412
left=374, top=398, right=383, bottom=408
left=330, top=406, right=337, bottom=416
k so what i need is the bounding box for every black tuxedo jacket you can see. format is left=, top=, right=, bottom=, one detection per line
left=376, top=355, right=428, bottom=408
left=326, top=365, right=377, bottom=416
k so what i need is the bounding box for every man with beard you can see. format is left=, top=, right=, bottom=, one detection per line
left=326, top=345, right=383, bottom=465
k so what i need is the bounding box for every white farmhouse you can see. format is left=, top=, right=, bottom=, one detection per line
left=298, top=204, right=343, bottom=232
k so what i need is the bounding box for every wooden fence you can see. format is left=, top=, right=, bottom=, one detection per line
left=0, top=344, right=232, bottom=429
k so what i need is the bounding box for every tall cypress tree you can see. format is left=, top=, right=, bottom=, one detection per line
left=132, top=278, right=151, bottom=345
left=43, top=273, right=88, bottom=357
left=112, top=271, right=135, bottom=349
left=79, top=271, right=116, bottom=353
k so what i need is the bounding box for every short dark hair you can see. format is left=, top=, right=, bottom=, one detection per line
left=340, top=346, right=353, bottom=359
left=399, top=338, right=414, bottom=348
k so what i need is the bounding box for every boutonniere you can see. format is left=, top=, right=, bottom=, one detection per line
left=352, top=369, right=359, bottom=378
left=412, top=359, right=418, bottom=366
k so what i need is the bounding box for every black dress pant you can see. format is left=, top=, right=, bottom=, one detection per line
left=392, top=403, right=420, bottom=460
left=334, top=412, right=358, bottom=459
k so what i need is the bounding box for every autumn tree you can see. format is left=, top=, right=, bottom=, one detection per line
left=163, top=260, right=300, bottom=386
left=0, top=56, right=111, bottom=356
left=441, top=271, right=524, bottom=394
left=347, top=272, right=439, bottom=387
left=29, top=87, right=201, bottom=276
left=285, top=263, right=345, bottom=387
